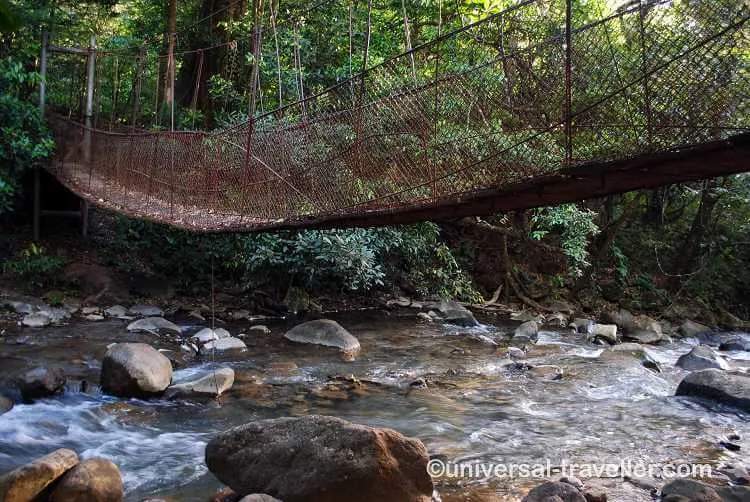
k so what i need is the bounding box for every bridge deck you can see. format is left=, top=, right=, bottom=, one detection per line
left=49, top=133, right=750, bottom=232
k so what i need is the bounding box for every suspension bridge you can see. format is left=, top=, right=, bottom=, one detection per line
left=39, top=0, right=749, bottom=233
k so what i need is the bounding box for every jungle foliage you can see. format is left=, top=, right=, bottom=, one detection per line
left=1, top=0, right=748, bottom=315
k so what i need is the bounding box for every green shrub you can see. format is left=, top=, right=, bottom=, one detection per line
left=2, top=243, right=66, bottom=288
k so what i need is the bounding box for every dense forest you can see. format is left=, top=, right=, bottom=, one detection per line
left=1, top=0, right=748, bottom=322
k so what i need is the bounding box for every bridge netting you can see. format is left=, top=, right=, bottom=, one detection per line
left=45, top=0, right=749, bottom=231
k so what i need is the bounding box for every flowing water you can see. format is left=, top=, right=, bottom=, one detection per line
left=1, top=311, right=749, bottom=501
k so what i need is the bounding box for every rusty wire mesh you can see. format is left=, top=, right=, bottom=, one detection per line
left=47, top=0, right=749, bottom=231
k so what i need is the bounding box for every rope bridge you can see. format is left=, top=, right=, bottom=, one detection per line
left=45, top=0, right=749, bottom=231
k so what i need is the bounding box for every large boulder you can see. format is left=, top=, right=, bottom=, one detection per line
left=284, top=320, right=361, bottom=356
left=660, top=479, right=722, bottom=502
left=167, top=367, right=234, bottom=398
left=678, top=320, right=712, bottom=339
left=205, top=415, right=433, bottom=502
left=0, top=448, right=79, bottom=502
left=51, top=458, right=123, bottom=502
left=430, top=301, right=479, bottom=327
left=676, top=369, right=750, bottom=412
left=17, top=366, right=66, bottom=402
left=676, top=345, right=728, bottom=371
left=513, top=321, right=539, bottom=342
left=522, top=481, right=586, bottom=502
left=100, top=343, right=173, bottom=397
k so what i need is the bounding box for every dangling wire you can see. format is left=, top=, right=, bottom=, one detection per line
left=348, top=0, right=353, bottom=77
left=401, top=0, right=416, bottom=82
left=293, top=22, right=306, bottom=117
left=110, top=55, right=119, bottom=130
left=270, top=0, right=283, bottom=108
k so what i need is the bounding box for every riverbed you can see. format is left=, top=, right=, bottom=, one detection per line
left=1, top=310, right=748, bottom=501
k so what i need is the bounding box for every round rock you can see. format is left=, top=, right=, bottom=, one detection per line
left=283, top=319, right=361, bottom=356
left=205, top=415, right=433, bottom=502
left=676, top=345, right=728, bottom=371
left=51, top=458, right=123, bottom=502
left=100, top=343, right=173, bottom=397
left=0, top=449, right=79, bottom=502
left=18, top=366, right=66, bottom=402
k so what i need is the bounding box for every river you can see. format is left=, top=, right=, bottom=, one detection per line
left=1, top=310, right=748, bottom=501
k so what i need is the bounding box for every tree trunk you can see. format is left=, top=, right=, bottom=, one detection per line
left=672, top=179, right=722, bottom=279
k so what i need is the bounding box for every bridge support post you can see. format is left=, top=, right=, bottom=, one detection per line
left=80, top=35, right=95, bottom=238
left=83, top=35, right=96, bottom=164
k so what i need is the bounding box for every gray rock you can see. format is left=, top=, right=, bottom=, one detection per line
left=569, top=318, right=594, bottom=334
left=0, top=448, right=79, bottom=502
left=167, top=367, right=234, bottom=397
left=546, top=312, right=569, bottom=327
left=676, top=369, right=750, bottom=411
left=511, top=311, right=544, bottom=323
left=192, top=327, right=231, bottom=344
left=127, top=305, right=164, bottom=317
left=126, top=317, right=181, bottom=333
left=50, top=458, right=123, bottom=502
left=202, top=337, right=247, bottom=352
left=623, top=329, right=664, bottom=345
left=416, top=312, right=433, bottom=322
left=720, top=335, right=750, bottom=352
left=38, top=308, right=69, bottom=323
left=679, top=319, right=712, bottom=338
left=4, top=300, right=36, bottom=314
left=676, top=345, right=728, bottom=371
left=588, top=323, right=618, bottom=345
left=100, top=343, right=173, bottom=397
left=85, top=314, right=105, bottom=321
left=432, top=301, right=479, bottom=327
left=716, top=463, right=750, bottom=485
left=104, top=305, right=128, bottom=317
left=660, top=479, right=721, bottom=502
left=602, top=309, right=636, bottom=331
left=239, top=496, right=283, bottom=502
left=513, top=320, right=539, bottom=342
left=522, top=481, right=586, bottom=502
left=205, top=415, right=433, bottom=502
left=248, top=325, right=271, bottom=334
left=81, top=306, right=100, bottom=315
left=284, top=319, right=361, bottom=355
left=18, top=366, right=66, bottom=401
left=21, top=313, right=51, bottom=328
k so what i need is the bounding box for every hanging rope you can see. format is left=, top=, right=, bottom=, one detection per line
left=270, top=0, right=283, bottom=108
left=348, top=0, right=354, bottom=77
left=293, top=22, right=305, bottom=114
